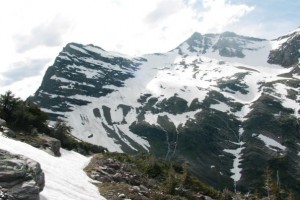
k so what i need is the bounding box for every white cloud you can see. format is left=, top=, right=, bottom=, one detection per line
left=145, top=0, right=185, bottom=25
left=201, top=0, right=254, bottom=32
left=14, top=17, right=71, bottom=53
left=0, top=0, right=255, bottom=99
left=1, top=58, right=51, bottom=85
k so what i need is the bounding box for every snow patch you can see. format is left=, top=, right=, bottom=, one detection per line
left=210, top=101, right=231, bottom=113
left=70, top=45, right=89, bottom=54
left=257, top=134, right=286, bottom=151
left=144, top=110, right=200, bottom=128
left=50, top=75, right=95, bottom=88
left=223, top=144, right=245, bottom=182
left=273, top=83, right=300, bottom=118
left=58, top=55, right=72, bottom=61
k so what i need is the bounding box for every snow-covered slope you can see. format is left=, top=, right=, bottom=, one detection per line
left=0, top=133, right=105, bottom=200
left=31, top=29, right=300, bottom=195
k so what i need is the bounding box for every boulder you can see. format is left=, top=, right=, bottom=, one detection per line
left=2, top=128, right=16, bottom=138
left=86, top=157, right=142, bottom=185
left=0, top=118, right=6, bottom=127
left=0, top=186, right=9, bottom=200
left=0, top=149, right=45, bottom=200
left=38, top=134, right=61, bottom=157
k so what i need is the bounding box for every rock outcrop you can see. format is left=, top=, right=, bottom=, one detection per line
left=85, top=153, right=218, bottom=200
left=87, top=157, right=142, bottom=185
left=0, top=119, right=6, bottom=127
left=38, top=134, right=61, bottom=157
left=0, top=149, right=45, bottom=200
left=1, top=127, right=16, bottom=138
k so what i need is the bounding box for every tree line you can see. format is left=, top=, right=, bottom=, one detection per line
left=0, top=90, right=107, bottom=155
left=0, top=90, right=48, bottom=132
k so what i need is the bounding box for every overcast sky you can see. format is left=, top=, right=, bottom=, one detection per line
left=0, top=0, right=299, bottom=99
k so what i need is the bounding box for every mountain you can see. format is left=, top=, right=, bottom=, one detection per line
left=30, top=29, right=300, bottom=196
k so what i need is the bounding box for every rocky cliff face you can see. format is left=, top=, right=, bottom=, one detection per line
left=31, top=43, right=142, bottom=120
left=0, top=149, right=45, bottom=200
left=31, top=28, right=300, bottom=196
left=268, top=28, right=300, bottom=67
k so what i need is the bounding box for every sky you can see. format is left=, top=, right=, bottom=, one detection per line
left=0, top=0, right=299, bottom=99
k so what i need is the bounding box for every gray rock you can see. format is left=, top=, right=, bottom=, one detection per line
left=2, top=128, right=16, bottom=138
left=118, top=193, right=126, bottom=199
left=31, top=128, right=39, bottom=135
left=0, top=149, right=45, bottom=200
left=139, top=185, right=148, bottom=192
left=131, top=186, right=140, bottom=192
left=0, top=118, right=6, bottom=127
left=38, top=134, right=61, bottom=157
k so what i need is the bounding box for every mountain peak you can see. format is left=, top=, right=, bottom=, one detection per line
left=63, top=42, right=106, bottom=55
left=189, top=32, right=203, bottom=40
left=220, top=31, right=238, bottom=37
left=288, top=26, right=300, bottom=35
left=176, top=31, right=265, bottom=58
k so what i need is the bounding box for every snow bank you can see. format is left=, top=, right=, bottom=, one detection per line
left=0, top=133, right=105, bottom=200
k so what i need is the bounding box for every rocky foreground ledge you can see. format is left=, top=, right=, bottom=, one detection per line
left=0, top=149, right=45, bottom=200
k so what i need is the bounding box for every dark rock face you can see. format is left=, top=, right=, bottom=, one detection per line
left=0, top=149, right=45, bottom=200
left=0, top=119, right=6, bottom=127
left=268, top=31, right=300, bottom=67
left=85, top=154, right=217, bottom=200
left=87, top=157, right=142, bottom=185
left=29, top=43, right=142, bottom=120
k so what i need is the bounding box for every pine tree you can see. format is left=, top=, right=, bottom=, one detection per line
left=181, top=162, right=190, bottom=186
left=264, top=167, right=273, bottom=200
left=0, top=90, right=20, bottom=121
left=53, top=119, right=72, bottom=140
left=253, top=189, right=261, bottom=200
left=286, top=191, right=296, bottom=200
left=165, top=165, right=176, bottom=195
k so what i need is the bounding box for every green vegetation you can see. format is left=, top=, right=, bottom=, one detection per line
left=0, top=90, right=48, bottom=132
left=48, top=119, right=107, bottom=155
left=86, top=152, right=221, bottom=200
